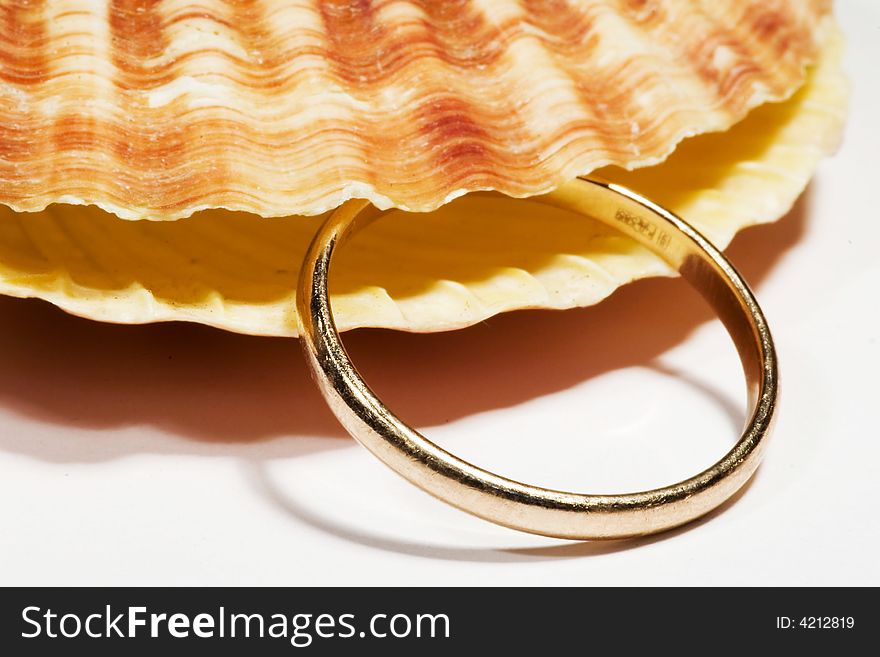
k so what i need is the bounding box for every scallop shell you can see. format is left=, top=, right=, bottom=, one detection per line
left=0, top=26, right=848, bottom=335
left=1, top=0, right=831, bottom=220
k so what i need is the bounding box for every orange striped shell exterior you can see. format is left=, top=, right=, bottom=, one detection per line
left=1, top=0, right=832, bottom=220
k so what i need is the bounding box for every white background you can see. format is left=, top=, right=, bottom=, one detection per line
left=1, top=1, right=877, bottom=586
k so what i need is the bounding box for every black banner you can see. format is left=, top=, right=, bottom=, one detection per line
left=0, top=587, right=871, bottom=654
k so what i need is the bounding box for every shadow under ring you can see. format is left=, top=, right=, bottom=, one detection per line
left=296, top=177, right=779, bottom=540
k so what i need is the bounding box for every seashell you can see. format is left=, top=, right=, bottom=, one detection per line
left=0, top=0, right=832, bottom=220
left=0, top=26, right=848, bottom=336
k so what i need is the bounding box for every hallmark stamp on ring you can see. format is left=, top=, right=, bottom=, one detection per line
left=615, top=208, right=671, bottom=250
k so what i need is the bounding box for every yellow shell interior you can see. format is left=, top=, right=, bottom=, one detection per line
left=0, top=29, right=847, bottom=337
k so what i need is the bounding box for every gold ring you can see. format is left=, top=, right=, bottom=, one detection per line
left=296, top=177, right=779, bottom=539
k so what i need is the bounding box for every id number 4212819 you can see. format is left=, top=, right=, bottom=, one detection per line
left=776, top=617, right=855, bottom=630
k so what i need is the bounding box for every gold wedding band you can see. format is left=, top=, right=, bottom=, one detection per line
left=297, top=178, right=779, bottom=539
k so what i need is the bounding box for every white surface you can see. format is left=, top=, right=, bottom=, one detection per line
left=1, top=2, right=878, bottom=586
